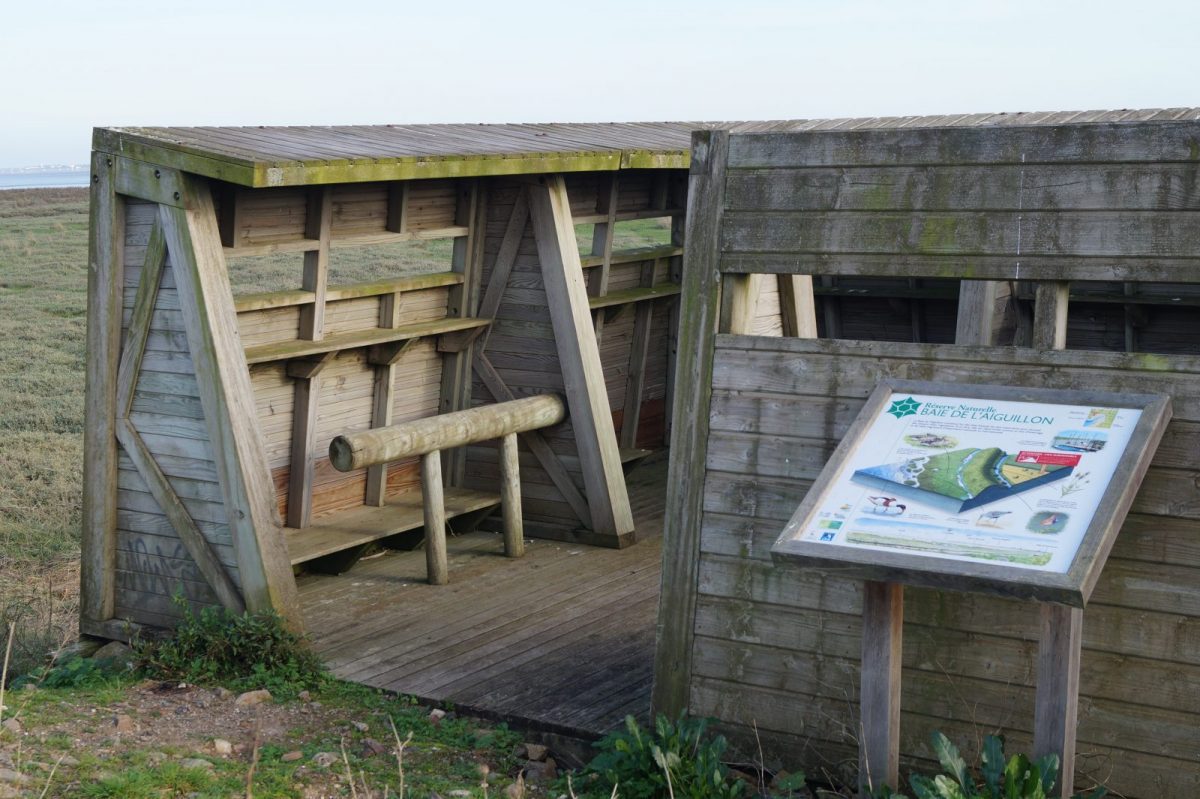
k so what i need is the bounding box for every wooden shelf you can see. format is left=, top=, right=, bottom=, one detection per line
left=573, top=207, right=684, bottom=225
left=589, top=283, right=682, bottom=310
left=286, top=487, right=501, bottom=565
left=234, top=272, right=465, bottom=313
left=243, top=317, right=490, bottom=364
left=579, top=245, right=682, bottom=269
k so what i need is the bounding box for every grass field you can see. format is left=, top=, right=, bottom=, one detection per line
left=0, top=187, right=671, bottom=677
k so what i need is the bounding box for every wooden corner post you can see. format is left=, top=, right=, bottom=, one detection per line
left=80, top=150, right=124, bottom=625
left=651, top=130, right=729, bottom=717
left=527, top=174, right=634, bottom=540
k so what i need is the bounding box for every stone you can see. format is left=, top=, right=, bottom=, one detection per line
left=114, top=714, right=135, bottom=733
left=428, top=708, right=447, bottom=725
left=213, top=739, right=233, bottom=755
left=361, top=738, right=389, bottom=757
left=504, top=774, right=526, bottom=799
left=297, top=690, right=311, bottom=702
left=0, top=769, right=28, bottom=785
left=523, top=757, right=557, bottom=784
left=281, top=751, right=304, bottom=763
left=92, top=641, right=134, bottom=667
left=235, top=689, right=273, bottom=707
left=523, top=743, right=548, bottom=762
left=1, top=719, right=21, bottom=735
left=213, top=687, right=233, bottom=700
left=352, top=721, right=369, bottom=733
left=178, top=758, right=214, bottom=771
left=57, top=755, right=80, bottom=767
left=146, top=752, right=167, bottom=766
left=311, top=752, right=339, bottom=768
left=449, top=792, right=471, bottom=798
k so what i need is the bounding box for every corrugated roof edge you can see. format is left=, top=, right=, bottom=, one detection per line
left=92, top=111, right=1200, bottom=188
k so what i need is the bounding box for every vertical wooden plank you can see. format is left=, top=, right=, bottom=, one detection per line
left=1033, top=603, right=1082, bottom=798
left=720, top=274, right=760, bottom=334
left=652, top=130, right=728, bottom=716
left=528, top=174, right=634, bottom=539
left=820, top=276, right=843, bottom=338
left=299, top=187, right=332, bottom=340
left=499, top=432, right=523, bottom=557
left=859, top=581, right=903, bottom=797
left=1033, top=281, right=1071, bottom=350
left=421, top=451, right=448, bottom=585
left=777, top=274, right=818, bottom=338
left=1030, top=282, right=1078, bottom=798
left=589, top=172, right=619, bottom=344
left=114, top=220, right=167, bottom=417
left=663, top=175, right=687, bottom=443
left=286, top=374, right=321, bottom=528
left=161, top=176, right=300, bottom=626
left=440, top=180, right=484, bottom=486
left=619, top=260, right=656, bottom=450
left=81, top=151, right=124, bottom=625
left=955, top=280, right=1000, bottom=345
left=386, top=182, right=410, bottom=234
left=366, top=292, right=402, bottom=507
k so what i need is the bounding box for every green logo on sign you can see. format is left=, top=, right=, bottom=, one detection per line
left=888, top=397, right=921, bottom=419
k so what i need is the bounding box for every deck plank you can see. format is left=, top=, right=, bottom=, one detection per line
left=299, top=459, right=667, bottom=735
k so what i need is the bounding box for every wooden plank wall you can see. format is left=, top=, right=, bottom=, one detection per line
left=465, top=173, right=684, bottom=537
left=664, top=123, right=1200, bottom=798
left=114, top=200, right=235, bottom=626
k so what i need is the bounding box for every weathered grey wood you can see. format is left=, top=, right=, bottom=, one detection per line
left=500, top=433, right=523, bottom=558
left=330, top=394, right=566, bottom=470
left=113, top=157, right=185, bottom=207
left=115, top=418, right=245, bottom=613
left=116, top=217, right=167, bottom=417
left=477, top=189, right=529, bottom=326
left=81, top=152, right=124, bottom=625
left=386, top=182, right=409, bottom=233
left=589, top=172, right=619, bottom=343
left=528, top=174, right=634, bottom=538
left=724, top=163, right=1200, bottom=212
left=244, top=317, right=490, bottom=364
left=1033, top=603, right=1082, bottom=798
left=859, top=581, right=902, bottom=797
left=620, top=259, right=657, bottom=450
left=162, top=177, right=300, bottom=625
left=473, top=354, right=591, bottom=526
left=653, top=130, right=728, bottom=716
left=422, top=451, right=448, bottom=585
left=955, top=280, right=1000, bottom=345
left=1033, top=282, right=1071, bottom=350
left=286, top=373, right=321, bottom=528
left=726, top=123, right=1200, bottom=169
left=719, top=274, right=759, bottom=335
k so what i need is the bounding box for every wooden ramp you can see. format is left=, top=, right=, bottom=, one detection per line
left=298, top=459, right=667, bottom=737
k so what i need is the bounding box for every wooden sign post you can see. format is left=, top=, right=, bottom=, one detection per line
left=773, top=381, right=1170, bottom=797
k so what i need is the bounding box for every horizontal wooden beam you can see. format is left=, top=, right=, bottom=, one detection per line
left=330, top=394, right=566, bottom=470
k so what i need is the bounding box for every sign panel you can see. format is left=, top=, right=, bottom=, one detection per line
left=772, top=381, right=1171, bottom=605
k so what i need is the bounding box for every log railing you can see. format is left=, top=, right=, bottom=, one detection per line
left=328, top=394, right=567, bottom=584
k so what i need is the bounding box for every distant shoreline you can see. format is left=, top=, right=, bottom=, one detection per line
left=0, top=172, right=90, bottom=191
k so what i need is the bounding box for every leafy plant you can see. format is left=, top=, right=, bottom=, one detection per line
left=12, top=654, right=118, bottom=689
left=582, top=713, right=745, bottom=799
left=895, top=732, right=1105, bottom=799
left=136, top=596, right=327, bottom=698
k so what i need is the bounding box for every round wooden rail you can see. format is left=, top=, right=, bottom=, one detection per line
left=328, top=394, right=567, bottom=471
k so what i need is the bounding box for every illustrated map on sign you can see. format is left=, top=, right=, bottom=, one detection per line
left=851, top=446, right=1074, bottom=513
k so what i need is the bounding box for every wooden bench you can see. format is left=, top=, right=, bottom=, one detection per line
left=328, top=394, right=567, bottom=584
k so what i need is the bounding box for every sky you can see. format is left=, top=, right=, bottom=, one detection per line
left=3, top=0, right=1198, bottom=167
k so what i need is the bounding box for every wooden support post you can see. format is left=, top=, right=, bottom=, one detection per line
left=300, top=187, right=332, bottom=341
left=528, top=174, right=634, bottom=539
left=366, top=291, right=403, bottom=506
left=859, top=581, right=903, bottom=797
left=778, top=274, right=819, bottom=338
left=81, top=151, right=123, bottom=625
left=589, top=173, right=619, bottom=345
left=720, top=273, right=760, bottom=334
left=1033, top=281, right=1071, bottom=350
left=955, top=280, right=1000, bottom=345
left=163, top=177, right=300, bottom=626
left=1031, top=283, right=1078, bottom=797
left=1034, top=603, right=1082, bottom=798
left=421, top=451, right=448, bottom=585
left=620, top=258, right=657, bottom=450
left=499, top=432, right=523, bottom=557
left=663, top=174, right=687, bottom=443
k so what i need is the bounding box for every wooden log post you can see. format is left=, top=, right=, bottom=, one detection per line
left=859, top=581, right=903, bottom=797
left=499, top=433, right=523, bottom=558
left=421, top=451, right=448, bottom=585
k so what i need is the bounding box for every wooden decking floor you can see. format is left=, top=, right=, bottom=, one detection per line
left=297, top=458, right=667, bottom=737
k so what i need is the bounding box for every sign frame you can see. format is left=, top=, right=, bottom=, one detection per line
left=771, top=380, right=1171, bottom=607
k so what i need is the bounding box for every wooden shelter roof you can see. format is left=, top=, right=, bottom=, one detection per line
left=94, top=109, right=1200, bottom=188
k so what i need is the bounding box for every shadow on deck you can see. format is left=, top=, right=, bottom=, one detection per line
left=298, top=458, right=667, bottom=739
